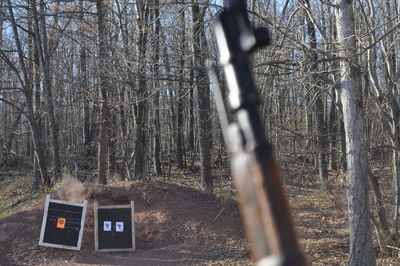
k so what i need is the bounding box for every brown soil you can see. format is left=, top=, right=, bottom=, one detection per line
left=1, top=159, right=400, bottom=265
left=0, top=180, right=249, bottom=265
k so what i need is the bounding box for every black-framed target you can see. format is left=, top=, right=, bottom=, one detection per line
left=94, top=201, right=135, bottom=252
left=39, top=195, right=87, bottom=250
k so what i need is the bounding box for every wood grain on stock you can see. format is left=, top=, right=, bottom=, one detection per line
left=232, top=152, right=306, bottom=265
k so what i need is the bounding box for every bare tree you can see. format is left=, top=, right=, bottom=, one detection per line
left=335, top=0, right=375, bottom=264
left=5, top=0, right=51, bottom=187
left=365, top=0, right=400, bottom=239
left=133, top=0, right=150, bottom=180
left=152, top=0, right=162, bottom=175
left=301, top=0, right=328, bottom=190
left=97, top=0, right=110, bottom=184
left=191, top=0, right=212, bottom=193
left=30, top=0, right=61, bottom=178
left=176, top=5, right=186, bottom=169
left=80, top=0, right=91, bottom=157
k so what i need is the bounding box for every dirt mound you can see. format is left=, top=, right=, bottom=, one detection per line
left=0, top=180, right=250, bottom=265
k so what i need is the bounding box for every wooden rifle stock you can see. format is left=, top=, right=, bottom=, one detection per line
left=232, top=145, right=306, bottom=265
left=208, top=0, right=307, bottom=265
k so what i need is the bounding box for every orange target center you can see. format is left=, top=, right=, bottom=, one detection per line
left=57, top=218, right=66, bottom=229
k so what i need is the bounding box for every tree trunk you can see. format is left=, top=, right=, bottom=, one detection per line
left=79, top=0, right=91, bottom=157
left=303, top=0, right=329, bottom=190
left=133, top=1, right=149, bottom=180
left=27, top=2, right=42, bottom=189
left=176, top=6, right=185, bottom=169
left=366, top=0, right=400, bottom=239
left=7, top=0, right=51, bottom=187
left=384, top=0, right=400, bottom=239
left=367, top=167, right=390, bottom=236
left=328, top=87, right=338, bottom=171
left=335, top=0, right=376, bottom=265
left=152, top=0, right=162, bottom=175
left=31, top=0, right=61, bottom=178
left=187, top=58, right=195, bottom=154
left=192, top=1, right=212, bottom=193
left=97, top=0, right=110, bottom=184
left=393, top=147, right=400, bottom=238
left=339, top=114, right=347, bottom=172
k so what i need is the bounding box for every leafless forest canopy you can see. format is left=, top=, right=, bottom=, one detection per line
left=0, top=0, right=400, bottom=263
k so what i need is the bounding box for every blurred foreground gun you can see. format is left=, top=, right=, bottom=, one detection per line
left=207, top=1, right=307, bottom=265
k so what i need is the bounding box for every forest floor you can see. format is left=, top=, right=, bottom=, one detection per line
left=0, top=154, right=399, bottom=265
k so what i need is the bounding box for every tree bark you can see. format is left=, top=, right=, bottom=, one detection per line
left=335, top=0, right=376, bottom=265
left=152, top=0, right=162, bottom=175
left=192, top=0, right=212, bottom=193
left=97, top=0, right=110, bottom=184
left=28, top=1, right=42, bottom=188
left=133, top=0, right=150, bottom=180
left=368, top=167, right=390, bottom=236
left=328, top=87, right=338, bottom=171
left=187, top=58, right=195, bottom=154
left=79, top=0, right=91, bottom=157
left=31, top=0, right=61, bottom=178
left=302, top=0, right=329, bottom=190
left=176, top=6, right=186, bottom=169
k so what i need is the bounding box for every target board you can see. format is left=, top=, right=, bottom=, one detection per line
left=39, top=195, right=87, bottom=250
left=94, top=201, right=135, bottom=252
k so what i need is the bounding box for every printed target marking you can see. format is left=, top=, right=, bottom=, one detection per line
left=57, top=218, right=66, bottom=229
left=104, top=221, right=111, bottom=231
left=116, top=222, right=124, bottom=232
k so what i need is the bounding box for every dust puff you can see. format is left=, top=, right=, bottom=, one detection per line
left=54, top=173, right=86, bottom=203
